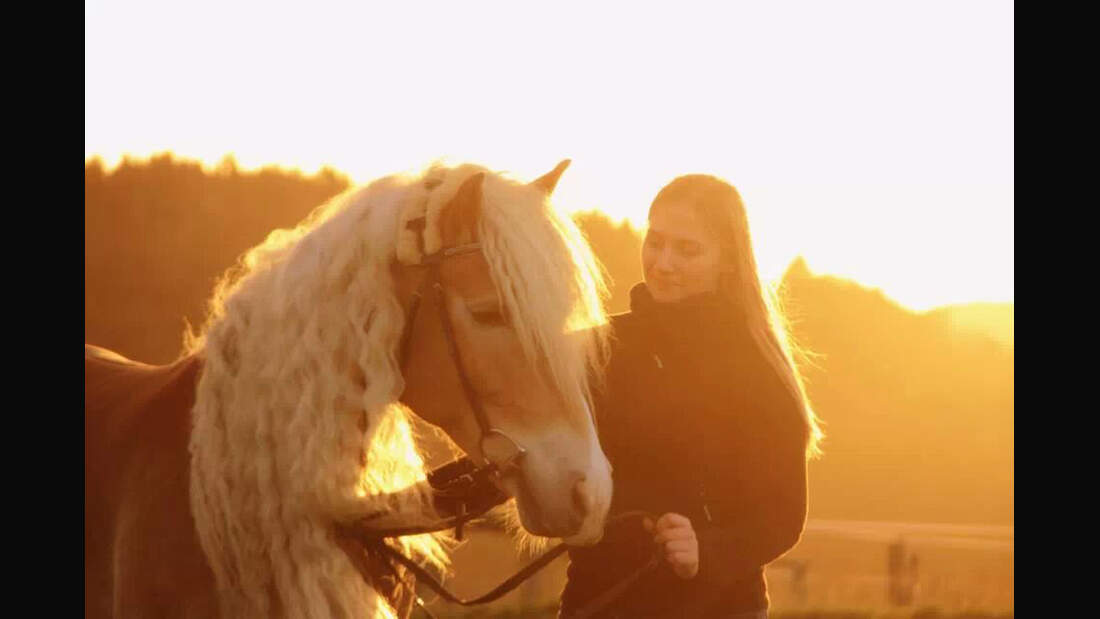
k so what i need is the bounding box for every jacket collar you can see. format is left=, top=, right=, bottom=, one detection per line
left=629, top=283, right=741, bottom=323
left=627, top=282, right=750, bottom=346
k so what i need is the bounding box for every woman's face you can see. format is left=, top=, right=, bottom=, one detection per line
left=642, top=203, right=723, bottom=303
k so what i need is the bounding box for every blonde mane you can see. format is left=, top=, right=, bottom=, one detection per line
left=186, top=162, right=609, bottom=617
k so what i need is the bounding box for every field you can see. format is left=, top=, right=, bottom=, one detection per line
left=419, top=520, right=1013, bottom=618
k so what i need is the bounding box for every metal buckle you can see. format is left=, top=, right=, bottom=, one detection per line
left=480, top=429, right=526, bottom=476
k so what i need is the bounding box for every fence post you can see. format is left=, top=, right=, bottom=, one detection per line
left=887, top=537, right=918, bottom=606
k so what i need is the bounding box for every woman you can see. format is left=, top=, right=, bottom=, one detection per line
left=560, top=175, right=823, bottom=618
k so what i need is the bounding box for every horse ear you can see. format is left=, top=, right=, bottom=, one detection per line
left=440, top=172, right=485, bottom=244
left=531, top=159, right=571, bottom=195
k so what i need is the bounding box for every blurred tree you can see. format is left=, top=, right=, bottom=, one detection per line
left=84, top=153, right=350, bottom=364
left=571, top=210, right=643, bottom=314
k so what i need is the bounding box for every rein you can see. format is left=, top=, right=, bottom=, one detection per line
left=342, top=510, right=659, bottom=618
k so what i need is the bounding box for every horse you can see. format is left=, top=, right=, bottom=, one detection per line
left=85, top=160, right=615, bottom=618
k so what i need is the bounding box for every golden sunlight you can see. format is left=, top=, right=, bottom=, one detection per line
left=86, top=3, right=1013, bottom=616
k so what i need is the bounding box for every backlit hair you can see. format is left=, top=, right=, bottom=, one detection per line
left=651, top=175, right=824, bottom=457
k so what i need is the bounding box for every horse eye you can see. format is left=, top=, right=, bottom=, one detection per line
left=471, top=309, right=509, bottom=327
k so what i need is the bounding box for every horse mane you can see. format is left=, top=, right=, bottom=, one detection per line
left=185, top=162, right=609, bottom=617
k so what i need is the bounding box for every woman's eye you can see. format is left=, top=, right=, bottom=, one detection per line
left=677, top=242, right=702, bottom=258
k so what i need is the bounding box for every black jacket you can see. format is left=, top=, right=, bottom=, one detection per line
left=561, top=284, right=809, bottom=617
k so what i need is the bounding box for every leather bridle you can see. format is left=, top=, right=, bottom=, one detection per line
left=339, top=224, right=653, bottom=618
left=395, top=237, right=528, bottom=484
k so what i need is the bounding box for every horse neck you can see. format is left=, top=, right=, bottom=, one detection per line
left=86, top=353, right=204, bottom=458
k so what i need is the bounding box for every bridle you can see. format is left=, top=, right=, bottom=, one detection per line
left=337, top=225, right=543, bottom=612
left=395, top=234, right=527, bottom=484
left=339, top=219, right=653, bottom=618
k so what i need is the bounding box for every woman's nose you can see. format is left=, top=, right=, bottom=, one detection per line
left=655, top=247, right=675, bottom=272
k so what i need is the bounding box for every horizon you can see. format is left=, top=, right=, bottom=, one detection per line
left=85, top=151, right=1014, bottom=317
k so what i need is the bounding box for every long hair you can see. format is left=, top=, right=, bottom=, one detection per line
left=186, top=162, right=609, bottom=617
left=650, top=175, right=824, bottom=457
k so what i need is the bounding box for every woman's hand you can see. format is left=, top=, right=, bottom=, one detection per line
left=644, top=512, right=699, bottom=579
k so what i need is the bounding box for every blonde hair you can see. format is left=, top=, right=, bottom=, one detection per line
left=186, top=162, right=609, bottom=617
left=651, top=175, right=824, bottom=457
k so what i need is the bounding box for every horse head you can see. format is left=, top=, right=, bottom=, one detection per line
left=395, top=160, right=612, bottom=545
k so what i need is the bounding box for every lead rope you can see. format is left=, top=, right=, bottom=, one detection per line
left=558, top=510, right=661, bottom=619
left=347, top=511, right=660, bottom=618
left=564, top=554, right=660, bottom=619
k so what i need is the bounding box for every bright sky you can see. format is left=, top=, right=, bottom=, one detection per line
left=85, top=0, right=1013, bottom=311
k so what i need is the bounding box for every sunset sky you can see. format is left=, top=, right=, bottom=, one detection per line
left=85, top=0, right=1013, bottom=311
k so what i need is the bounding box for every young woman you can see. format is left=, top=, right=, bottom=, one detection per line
left=560, top=175, right=823, bottom=618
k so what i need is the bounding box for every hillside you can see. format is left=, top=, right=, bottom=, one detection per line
left=778, top=259, right=1013, bottom=524
left=927, top=302, right=1014, bottom=349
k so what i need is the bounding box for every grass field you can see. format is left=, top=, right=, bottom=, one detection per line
left=419, top=520, right=1013, bottom=618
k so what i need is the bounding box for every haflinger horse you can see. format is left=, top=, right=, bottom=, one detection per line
left=85, top=160, right=615, bottom=618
